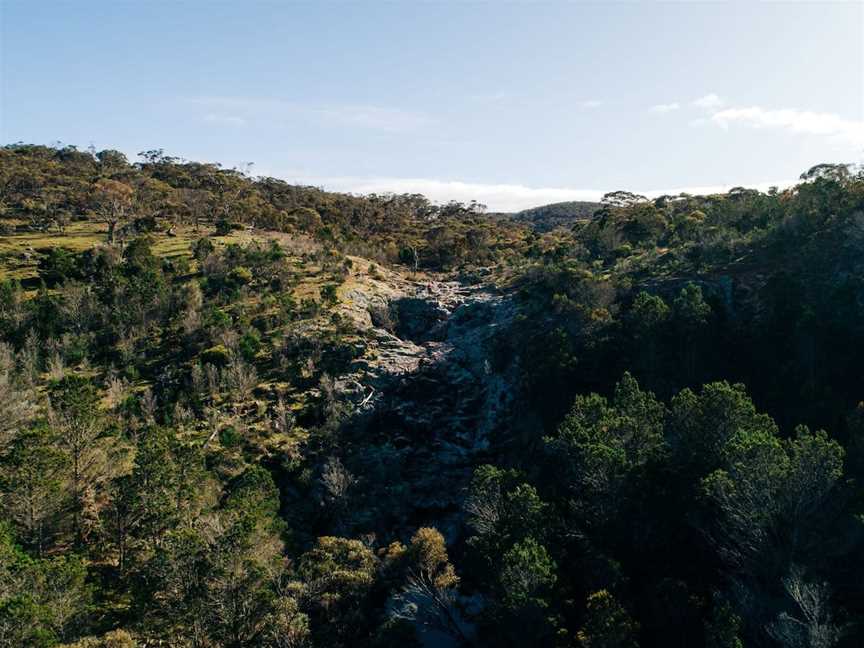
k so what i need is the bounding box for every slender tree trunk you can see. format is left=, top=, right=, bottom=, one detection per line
left=72, top=445, right=82, bottom=547
left=117, top=516, right=126, bottom=573
left=28, top=498, right=37, bottom=556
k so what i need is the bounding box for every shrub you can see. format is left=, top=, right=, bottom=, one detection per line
left=38, top=248, right=80, bottom=285
left=192, top=237, right=215, bottom=261
left=214, top=218, right=233, bottom=236
left=300, top=298, right=320, bottom=318
left=320, top=284, right=339, bottom=305
left=219, top=425, right=243, bottom=448
left=239, top=331, right=261, bottom=362
left=228, top=266, right=253, bottom=286
left=206, top=307, right=232, bottom=330
left=201, top=344, right=231, bottom=367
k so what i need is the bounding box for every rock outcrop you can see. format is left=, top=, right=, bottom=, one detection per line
left=335, top=279, right=521, bottom=540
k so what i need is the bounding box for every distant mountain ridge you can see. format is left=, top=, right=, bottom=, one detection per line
left=495, top=200, right=602, bottom=232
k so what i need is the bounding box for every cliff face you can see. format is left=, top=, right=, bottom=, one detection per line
left=331, top=278, right=524, bottom=541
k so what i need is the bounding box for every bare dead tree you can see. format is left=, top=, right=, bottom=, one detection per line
left=767, top=566, right=848, bottom=648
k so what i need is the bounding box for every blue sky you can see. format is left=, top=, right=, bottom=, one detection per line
left=1, top=1, right=862, bottom=211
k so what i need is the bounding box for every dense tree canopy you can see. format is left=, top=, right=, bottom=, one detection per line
left=1, top=144, right=863, bottom=646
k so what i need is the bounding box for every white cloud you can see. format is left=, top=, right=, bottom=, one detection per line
left=203, top=113, right=246, bottom=127
left=710, top=105, right=864, bottom=146
left=311, top=177, right=607, bottom=211
left=692, top=93, right=723, bottom=109
left=651, top=102, right=680, bottom=113
left=276, top=174, right=797, bottom=212
left=578, top=99, right=603, bottom=108
left=675, top=93, right=863, bottom=148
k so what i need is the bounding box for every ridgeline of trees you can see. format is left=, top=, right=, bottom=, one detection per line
left=1, top=144, right=864, bottom=647
left=0, top=144, right=519, bottom=274
left=500, top=200, right=601, bottom=232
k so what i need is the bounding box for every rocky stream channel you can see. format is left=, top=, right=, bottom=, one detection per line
left=333, top=278, right=523, bottom=541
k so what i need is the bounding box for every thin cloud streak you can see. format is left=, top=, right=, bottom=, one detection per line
left=315, top=105, right=432, bottom=132
left=203, top=113, right=247, bottom=127
left=651, top=102, right=681, bottom=113
left=188, top=96, right=432, bottom=133
left=693, top=93, right=723, bottom=109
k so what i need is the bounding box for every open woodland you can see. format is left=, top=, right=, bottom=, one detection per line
left=1, top=144, right=864, bottom=647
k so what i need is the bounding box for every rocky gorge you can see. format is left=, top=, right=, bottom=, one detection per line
left=325, top=277, right=524, bottom=542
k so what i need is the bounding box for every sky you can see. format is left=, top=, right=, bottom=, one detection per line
left=1, top=0, right=862, bottom=211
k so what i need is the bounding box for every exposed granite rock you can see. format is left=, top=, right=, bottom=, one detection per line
left=335, top=279, right=521, bottom=541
